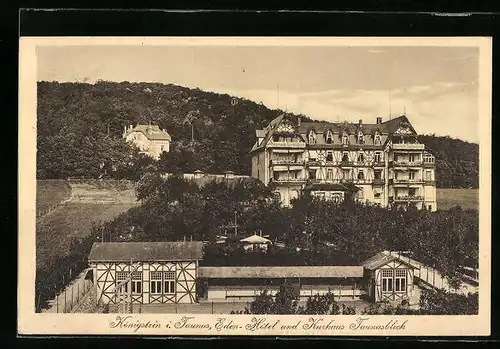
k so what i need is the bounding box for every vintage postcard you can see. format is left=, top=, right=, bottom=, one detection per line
left=18, top=36, right=491, bottom=336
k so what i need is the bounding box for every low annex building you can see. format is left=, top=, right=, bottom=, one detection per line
left=88, top=241, right=203, bottom=305
left=88, top=241, right=421, bottom=307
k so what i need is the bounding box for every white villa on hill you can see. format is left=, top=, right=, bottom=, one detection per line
left=123, top=124, right=171, bottom=160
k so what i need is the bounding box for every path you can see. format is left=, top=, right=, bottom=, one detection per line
left=41, top=268, right=93, bottom=313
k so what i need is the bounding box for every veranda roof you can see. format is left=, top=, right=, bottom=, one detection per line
left=239, top=234, right=272, bottom=244
left=362, top=251, right=418, bottom=271
left=198, top=266, right=364, bottom=279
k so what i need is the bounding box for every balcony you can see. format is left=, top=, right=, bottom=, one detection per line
left=424, top=180, right=436, bottom=186
left=372, top=161, right=386, bottom=167
left=340, top=161, right=355, bottom=167
left=392, top=143, right=425, bottom=150
left=270, top=177, right=307, bottom=184
left=390, top=178, right=424, bottom=185
left=270, top=159, right=305, bottom=166
left=423, top=161, right=435, bottom=168
left=269, top=140, right=306, bottom=148
left=307, top=160, right=321, bottom=166
left=372, top=178, right=385, bottom=185
left=391, top=160, right=423, bottom=167
left=391, top=195, right=424, bottom=202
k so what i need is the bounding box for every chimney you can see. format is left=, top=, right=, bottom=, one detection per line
left=376, top=117, right=382, bottom=124
left=297, top=116, right=301, bottom=127
left=359, top=119, right=363, bottom=126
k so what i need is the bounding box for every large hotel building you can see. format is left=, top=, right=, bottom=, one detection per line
left=250, top=114, right=437, bottom=211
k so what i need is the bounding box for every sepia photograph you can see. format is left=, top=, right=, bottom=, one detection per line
left=18, top=37, right=491, bottom=336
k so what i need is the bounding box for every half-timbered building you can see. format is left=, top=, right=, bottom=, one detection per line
left=362, top=252, right=419, bottom=304
left=250, top=114, right=437, bottom=210
left=88, top=241, right=203, bottom=305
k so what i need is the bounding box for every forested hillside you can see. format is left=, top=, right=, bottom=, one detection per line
left=419, top=135, right=479, bottom=189
left=37, top=81, right=478, bottom=188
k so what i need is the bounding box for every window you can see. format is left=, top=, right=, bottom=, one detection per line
left=409, top=171, right=416, bottom=180
left=342, top=132, right=349, bottom=145
left=409, top=188, right=417, bottom=197
left=326, top=151, right=333, bottom=162
left=357, top=153, right=364, bottom=162
left=374, top=170, right=382, bottom=180
left=326, top=130, right=333, bottom=144
left=164, top=271, right=176, bottom=294
left=116, top=271, right=129, bottom=293
left=342, top=152, right=349, bottom=162
left=343, top=169, right=350, bottom=180
left=358, top=131, right=364, bottom=144
left=131, top=272, right=142, bottom=294
left=308, top=170, right=316, bottom=180
left=274, top=192, right=281, bottom=202
left=428, top=205, right=432, bottom=211
left=116, top=271, right=142, bottom=294
left=374, top=192, right=381, bottom=199
left=327, top=169, right=334, bottom=180
left=374, top=152, right=381, bottom=163
left=425, top=170, right=432, bottom=180
left=374, top=132, right=381, bottom=145
left=357, top=170, right=364, bottom=180
left=150, top=272, right=163, bottom=294
left=394, top=269, right=407, bottom=292
left=381, top=269, right=394, bottom=292
left=308, top=131, right=316, bottom=144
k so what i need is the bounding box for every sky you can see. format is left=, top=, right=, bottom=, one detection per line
left=37, top=45, right=480, bottom=143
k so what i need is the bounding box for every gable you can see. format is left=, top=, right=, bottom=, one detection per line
left=275, top=118, right=296, bottom=133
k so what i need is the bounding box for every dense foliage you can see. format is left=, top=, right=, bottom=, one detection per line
left=35, top=227, right=100, bottom=311
left=419, top=135, right=479, bottom=189
left=37, top=81, right=310, bottom=179
left=99, top=175, right=478, bottom=286
left=38, top=81, right=477, bottom=188
left=235, top=282, right=478, bottom=315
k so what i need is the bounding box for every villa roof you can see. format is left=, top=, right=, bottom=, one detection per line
left=125, top=124, right=171, bottom=141
left=198, top=266, right=364, bottom=279
left=88, top=241, right=204, bottom=262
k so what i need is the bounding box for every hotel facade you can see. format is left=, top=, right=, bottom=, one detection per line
left=250, top=114, right=437, bottom=211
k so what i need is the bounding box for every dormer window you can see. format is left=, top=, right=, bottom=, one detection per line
left=358, top=131, right=364, bottom=144
left=326, top=130, right=333, bottom=144
left=342, top=132, right=349, bottom=145
left=308, top=130, right=316, bottom=144
left=374, top=131, right=381, bottom=145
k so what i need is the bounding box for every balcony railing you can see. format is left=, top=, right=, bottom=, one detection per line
left=340, top=161, right=355, bottom=167
left=423, top=161, right=435, bottom=167
left=269, top=141, right=306, bottom=148
left=390, top=178, right=424, bottom=184
left=270, top=159, right=305, bottom=165
left=424, top=180, right=436, bottom=185
left=391, top=160, right=423, bottom=167
left=392, top=143, right=425, bottom=150
left=270, top=177, right=307, bottom=183
left=390, top=195, right=424, bottom=202
left=372, top=178, right=385, bottom=185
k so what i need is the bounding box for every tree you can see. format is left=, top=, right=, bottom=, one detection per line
left=273, top=281, right=299, bottom=314
left=250, top=290, right=274, bottom=315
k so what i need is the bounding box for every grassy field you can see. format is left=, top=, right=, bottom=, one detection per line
left=36, top=202, right=138, bottom=269
left=36, top=179, right=139, bottom=270
left=36, top=180, right=72, bottom=217
left=436, top=188, right=479, bottom=211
